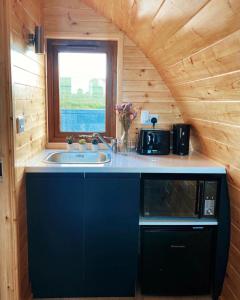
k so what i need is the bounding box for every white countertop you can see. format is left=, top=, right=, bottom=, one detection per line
left=25, top=150, right=226, bottom=174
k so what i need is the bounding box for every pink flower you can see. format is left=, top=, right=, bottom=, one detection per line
left=124, top=102, right=132, bottom=112
left=115, top=104, right=123, bottom=112
left=132, top=111, right=137, bottom=119
left=115, top=102, right=137, bottom=125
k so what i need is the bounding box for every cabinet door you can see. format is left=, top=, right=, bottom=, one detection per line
left=141, top=226, right=214, bottom=296
left=84, top=173, right=140, bottom=296
left=26, top=173, right=84, bottom=298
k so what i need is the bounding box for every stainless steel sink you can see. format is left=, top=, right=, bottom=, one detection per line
left=43, top=151, right=111, bottom=164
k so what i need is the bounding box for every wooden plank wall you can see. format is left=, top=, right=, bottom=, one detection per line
left=82, top=1, right=240, bottom=299
left=8, top=0, right=239, bottom=298
left=43, top=0, right=182, bottom=142
left=10, top=0, right=46, bottom=299
left=0, top=0, right=19, bottom=299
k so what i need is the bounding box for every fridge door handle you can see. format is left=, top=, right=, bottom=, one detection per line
left=170, top=244, right=186, bottom=249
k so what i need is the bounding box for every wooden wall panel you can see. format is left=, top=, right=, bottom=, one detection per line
left=81, top=1, right=240, bottom=299
left=0, top=1, right=19, bottom=299
left=43, top=0, right=183, bottom=142
left=10, top=0, right=46, bottom=299
left=164, top=30, right=240, bottom=83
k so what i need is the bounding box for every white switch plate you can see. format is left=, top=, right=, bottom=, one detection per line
left=16, top=116, right=25, bottom=133
left=141, top=110, right=149, bottom=124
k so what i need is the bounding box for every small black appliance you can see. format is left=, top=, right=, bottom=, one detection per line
left=172, top=124, right=190, bottom=156
left=137, top=117, right=170, bottom=155
left=137, top=129, right=170, bottom=155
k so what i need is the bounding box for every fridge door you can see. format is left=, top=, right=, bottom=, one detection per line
left=140, top=226, right=214, bottom=296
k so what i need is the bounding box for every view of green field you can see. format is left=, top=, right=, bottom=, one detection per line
left=60, top=98, right=105, bottom=109
left=59, top=77, right=106, bottom=110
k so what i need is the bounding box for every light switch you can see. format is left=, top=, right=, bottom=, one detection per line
left=16, top=116, right=25, bottom=133
left=141, top=110, right=149, bottom=124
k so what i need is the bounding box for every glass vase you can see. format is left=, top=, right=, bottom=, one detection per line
left=121, top=128, right=129, bottom=153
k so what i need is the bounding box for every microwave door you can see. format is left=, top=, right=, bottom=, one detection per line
left=174, top=180, right=199, bottom=217
left=143, top=179, right=199, bottom=218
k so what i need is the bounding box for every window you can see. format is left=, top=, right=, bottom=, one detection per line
left=47, top=39, right=117, bottom=142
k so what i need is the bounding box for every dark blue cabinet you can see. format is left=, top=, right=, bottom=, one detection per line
left=84, top=173, right=140, bottom=296
left=26, top=173, right=85, bottom=298
left=26, top=173, right=140, bottom=298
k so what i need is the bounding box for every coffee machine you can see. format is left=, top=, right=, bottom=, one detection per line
left=172, top=124, right=190, bottom=155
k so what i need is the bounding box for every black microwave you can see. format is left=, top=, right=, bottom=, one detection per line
left=141, top=174, right=220, bottom=219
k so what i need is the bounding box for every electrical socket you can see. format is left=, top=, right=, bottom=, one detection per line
left=148, top=114, right=159, bottom=124
left=141, top=111, right=159, bottom=125
left=142, top=113, right=159, bottom=125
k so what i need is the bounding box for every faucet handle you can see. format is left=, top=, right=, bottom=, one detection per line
left=110, top=138, right=118, bottom=153
left=104, top=137, right=118, bottom=149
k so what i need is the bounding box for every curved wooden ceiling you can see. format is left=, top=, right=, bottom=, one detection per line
left=83, top=1, right=240, bottom=300
left=83, top=0, right=240, bottom=74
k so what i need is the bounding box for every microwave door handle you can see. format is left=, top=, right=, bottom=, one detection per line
left=195, top=181, right=204, bottom=216
left=195, top=185, right=200, bottom=215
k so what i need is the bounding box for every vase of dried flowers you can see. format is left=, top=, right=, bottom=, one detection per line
left=115, top=102, right=137, bottom=152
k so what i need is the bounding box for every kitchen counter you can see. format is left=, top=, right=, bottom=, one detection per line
left=25, top=150, right=226, bottom=174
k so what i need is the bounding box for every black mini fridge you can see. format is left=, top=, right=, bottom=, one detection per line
left=140, top=226, right=215, bottom=296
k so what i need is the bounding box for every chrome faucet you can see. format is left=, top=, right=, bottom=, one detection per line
left=92, top=133, right=117, bottom=153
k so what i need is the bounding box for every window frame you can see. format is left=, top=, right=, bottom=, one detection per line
left=47, top=39, right=117, bottom=143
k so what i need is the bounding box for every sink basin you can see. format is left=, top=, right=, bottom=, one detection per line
left=43, top=151, right=111, bottom=164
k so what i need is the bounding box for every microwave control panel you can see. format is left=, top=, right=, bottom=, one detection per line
left=203, top=181, right=218, bottom=217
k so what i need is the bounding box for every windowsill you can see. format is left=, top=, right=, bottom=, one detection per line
left=46, top=142, right=109, bottom=150
left=46, top=142, right=69, bottom=150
